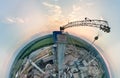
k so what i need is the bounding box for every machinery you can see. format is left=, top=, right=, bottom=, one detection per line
left=60, top=17, right=110, bottom=33
left=60, top=17, right=110, bottom=43
left=53, top=17, right=110, bottom=78
left=9, top=18, right=111, bottom=78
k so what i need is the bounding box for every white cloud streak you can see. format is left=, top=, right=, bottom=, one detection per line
left=68, top=5, right=81, bottom=21
left=4, top=17, right=25, bottom=24
left=42, top=2, right=62, bottom=14
left=42, top=2, right=63, bottom=21
left=42, top=2, right=66, bottom=28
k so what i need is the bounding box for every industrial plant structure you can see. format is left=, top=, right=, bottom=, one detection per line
left=9, top=18, right=110, bottom=78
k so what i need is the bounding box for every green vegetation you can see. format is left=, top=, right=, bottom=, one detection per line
left=10, top=34, right=91, bottom=78
left=20, top=37, right=53, bottom=59
left=10, top=35, right=54, bottom=78
left=10, top=34, right=110, bottom=78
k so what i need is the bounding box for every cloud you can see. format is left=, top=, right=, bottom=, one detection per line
left=42, top=2, right=66, bottom=27
left=68, top=1, right=102, bottom=21
left=42, top=2, right=62, bottom=15
left=4, top=17, right=25, bottom=24
left=41, top=1, right=100, bottom=31
left=86, top=2, right=94, bottom=6
left=68, top=5, right=81, bottom=21
left=42, top=2, right=63, bottom=20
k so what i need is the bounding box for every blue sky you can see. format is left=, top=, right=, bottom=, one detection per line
left=0, top=0, right=120, bottom=78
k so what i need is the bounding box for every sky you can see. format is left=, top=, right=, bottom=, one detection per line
left=0, top=0, right=120, bottom=78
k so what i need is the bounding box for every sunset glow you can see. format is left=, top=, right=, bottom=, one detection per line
left=0, top=0, right=120, bottom=78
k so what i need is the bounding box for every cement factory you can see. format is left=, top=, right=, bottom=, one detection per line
left=9, top=18, right=111, bottom=78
